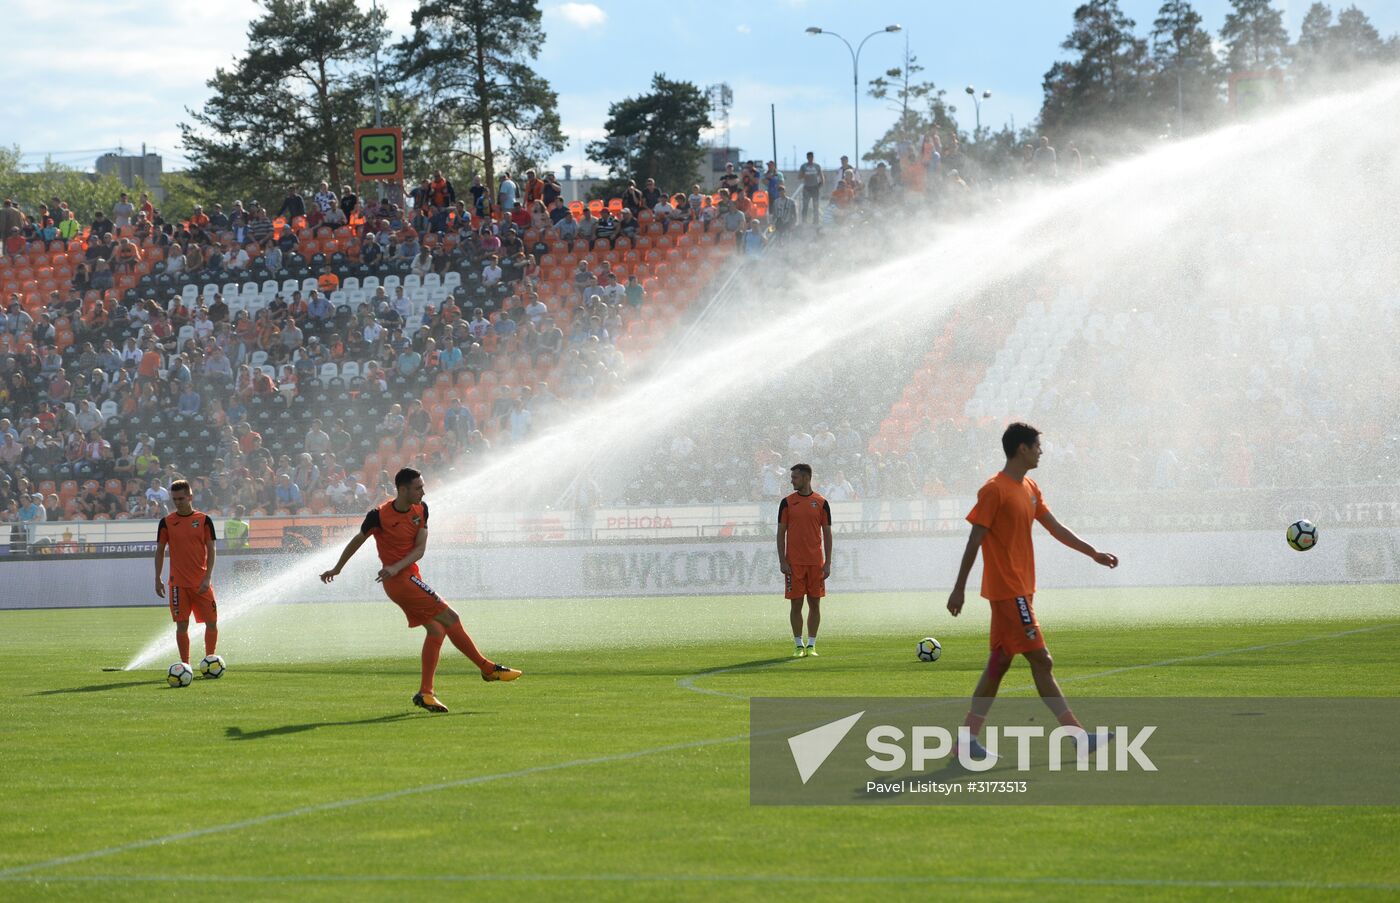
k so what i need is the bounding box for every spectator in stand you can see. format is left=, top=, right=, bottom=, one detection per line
left=718, top=163, right=740, bottom=193
left=742, top=219, right=767, bottom=255
left=58, top=209, right=82, bottom=247
left=575, top=207, right=596, bottom=249
left=112, top=192, right=135, bottom=228
left=246, top=203, right=273, bottom=246
left=274, top=472, right=303, bottom=510
left=378, top=403, right=406, bottom=439
left=867, top=162, right=892, bottom=204
left=293, top=453, right=321, bottom=494
left=178, top=383, right=202, bottom=416
left=397, top=344, right=423, bottom=378
left=622, top=180, right=644, bottom=215
left=405, top=399, right=430, bottom=435
left=498, top=172, right=518, bottom=210
left=276, top=185, right=307, bottom=222
left=640, top=178, right=662, bottom=210
left=20, top=493, right=47, bottom=525
left=798, top=151, right=824, bottom=224
left=523, top=170, right=545, bottom=206
left=1033, top=136, right=1058, bottom=179
left=144, top=478, right=171, bottom=513
left=764, top=161, right=785, bottom=198
left=770, top=184, right=798, bottom=241
left=481, top=254, right=503, bottom=287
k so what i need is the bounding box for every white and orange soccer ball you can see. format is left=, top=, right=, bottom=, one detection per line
left=167, top=662, right=193, bottom=688
left=1287, top=519, right=1318, bottom=552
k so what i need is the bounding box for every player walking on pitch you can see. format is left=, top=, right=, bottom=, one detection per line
left=947, top=423, right=1119, bottom=756
left=154, top=480, right=219, bottom=668
left=321, top=468, right=521, bottom=712
left=777, top=463, right=832, bottom=657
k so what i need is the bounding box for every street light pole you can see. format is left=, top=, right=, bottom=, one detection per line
left=806, top=24, right=901, bottom=169
left=964, top=85, right=992, bottom=135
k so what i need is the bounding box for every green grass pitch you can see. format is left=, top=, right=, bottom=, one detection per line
left=1, top=587, right=1398, bottom=902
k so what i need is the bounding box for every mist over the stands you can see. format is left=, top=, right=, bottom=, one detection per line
left=127, top=73, right=1400, bottom=669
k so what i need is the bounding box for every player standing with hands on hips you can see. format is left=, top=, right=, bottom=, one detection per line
left=777, top=463, right=832, bottom=657
left=947, top=423, right=1119, bottom=757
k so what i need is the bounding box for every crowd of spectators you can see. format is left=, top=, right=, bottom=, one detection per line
left=0, top=152, right=793, bottom=524
left=0, top=127, right=1203, bottom=532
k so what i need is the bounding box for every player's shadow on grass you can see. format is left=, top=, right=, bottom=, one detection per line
left=225, top=711, right=478, bottom=741
left=678, top=656, right=797, bottom=677
left=36, top=678, right=153, bottom=695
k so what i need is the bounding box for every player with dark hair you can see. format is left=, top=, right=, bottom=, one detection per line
left=321, top=467, right=521, bottom=712
left=154, top=479, right=219, bottom=668
left=777, top=463, right=832, bottom=657
left=947, top=423, right=1119, bottom=757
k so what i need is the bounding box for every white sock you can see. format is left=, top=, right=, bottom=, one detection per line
left=806, top=637, right=816, bottom=647
left=794, top=636, right=803, bottom=647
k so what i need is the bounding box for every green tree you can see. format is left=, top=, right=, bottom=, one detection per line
left=1294, top=4, right=1397, bottom=84
left=155, top=172, right=210, bottom=223
left=0, top=147, right=156, bottom=224
left=180, top=0, right=385, bottom=206
left=1150, top=0, right=1225, bottom=134
left=863, top=47, right=957, bottom=164
left=586, top=74, right=712, bottom=193
left=395, top=0, right=565, bottom=198
left=1220, top=0, right=1290, bottom=71
left=1331, top=5, right=1387, bottom=67
left=1039, top=0, right=1154, bottom=135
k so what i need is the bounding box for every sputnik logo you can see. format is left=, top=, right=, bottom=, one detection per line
left=787, top=711, right=864, bottom=784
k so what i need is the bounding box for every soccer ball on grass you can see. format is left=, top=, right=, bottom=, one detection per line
left=916, top=637, right=942, bottom=662
left=199, top=655, right=226, bottom=679
left=1286, top=519, right=1318, bottom=552
left=167, top=662, right=193, bottom=688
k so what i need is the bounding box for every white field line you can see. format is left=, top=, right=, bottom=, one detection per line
left=0, top=873, right=1395, bottom=891
left=3, top=621, right=1395, bottom=880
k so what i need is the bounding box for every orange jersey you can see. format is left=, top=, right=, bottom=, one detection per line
left=778, top=491, right=831, bottom=566
left=157, top=510, right=216, bottom=587
left=361, top=499, right=428, bottom=571
left=966, top=473, right=1050, bottom=600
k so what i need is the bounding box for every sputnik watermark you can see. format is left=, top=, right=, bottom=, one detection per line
left=753, top=697, right=1400, bottom=805
left=864, top=724, right=1157, bottom=773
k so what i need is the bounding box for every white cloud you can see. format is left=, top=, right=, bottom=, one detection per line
left=552, top=2, right=607, bottom=30
left=736, top=24, right=751, bottom=34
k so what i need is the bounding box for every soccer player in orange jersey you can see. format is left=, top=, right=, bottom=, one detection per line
left=947, top=423, right=1119, bottom=758
left=154, top=480, right=219, bottom=668
left=320, top=467, right=521, bottom=712
left=777, top=463, right=833, bottom=657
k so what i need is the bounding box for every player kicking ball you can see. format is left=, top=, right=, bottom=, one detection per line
left=320, top=467, right=521, bottom=712
left=154, top=480, right=220, bottom=672
left=777, top=463, right=832, bottom=657
left=946, top=423, right=1118, bottom=759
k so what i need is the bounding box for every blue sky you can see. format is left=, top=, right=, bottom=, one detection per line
left=3, top=0, right=1397, bottom=177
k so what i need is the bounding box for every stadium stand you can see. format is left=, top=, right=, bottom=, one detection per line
left=0, top=176, right=759, bottom=521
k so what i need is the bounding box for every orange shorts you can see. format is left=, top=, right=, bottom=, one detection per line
left=784, top=564, right=826, bottom=600
left=382, top=570, right=449, bottom=628
left=169, top=584, right=217, bottom=624
left=989, top=594, right=1046, bottom=655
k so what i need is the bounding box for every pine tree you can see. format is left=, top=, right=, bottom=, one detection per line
left=1220, top=0, right=1291, bottom=71
left=180, top=0, right=385, bottom=205
left=586, top=75, right=712, bottom=193
left=1150, top=0, right=1225, bottom=134
left=1039, top=0, right=1154, bottom=135
left=395, top=0, right=565, bottom=196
